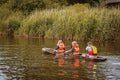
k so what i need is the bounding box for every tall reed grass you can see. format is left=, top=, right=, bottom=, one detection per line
left=0, top=10, right=24, bottom=36
left=17, top=6, right=120, bottom=41
left=1, top=4, right=120, bottom=41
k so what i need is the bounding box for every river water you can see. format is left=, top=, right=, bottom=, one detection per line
left=0, top=37, right=120, bottom=80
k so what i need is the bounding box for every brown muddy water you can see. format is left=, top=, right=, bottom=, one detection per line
left=0, top=37, right=120, bottom=80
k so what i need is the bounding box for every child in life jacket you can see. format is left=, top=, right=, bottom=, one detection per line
left=86, top=41, right=97, bottom=58
left=72, top=42, right=80, bottom=55
left=55, top=40, right=65, bottom=53
left=66, top=41, right=80, bottom=55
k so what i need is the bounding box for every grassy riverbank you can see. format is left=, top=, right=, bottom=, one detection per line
left=18, top=7, right=120, bottom=41
left=0, top=3, right=120, bottom=41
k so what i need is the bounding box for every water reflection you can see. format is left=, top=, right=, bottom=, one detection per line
left=56, top=56, right=80, bottom=79
left=87, top=61, right=97, bottom=80
left=55, top=56, right=65, bottom=76
left=71, top=57, right=80, bottom=79
left=57, top=57, right=64, bottom=67
left=0, top=37, right=120, bottom=80
left=72, top=57, right=80, bottom=67
left=0, top=53, right=25, bottom=80
left=98, top=56, right=120, bottom=80
left=0, top=70, right=7, bottom=80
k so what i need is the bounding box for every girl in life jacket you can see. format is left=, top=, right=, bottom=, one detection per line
left=70, top=41, right=80, bottom=55
left=86, top=41, right=97, bottom=56
left=55, top=40, right=65, bottom=53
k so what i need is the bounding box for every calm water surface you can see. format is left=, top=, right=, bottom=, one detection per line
left=0, top=37, right=120, bottom=80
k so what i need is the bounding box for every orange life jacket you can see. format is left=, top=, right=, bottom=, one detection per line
left=73, top=46, right=80, bottom=55
left=57, top=43, right=65, bottom=53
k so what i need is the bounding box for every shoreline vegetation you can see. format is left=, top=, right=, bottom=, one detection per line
left=0, top=1, right=120, bottom=41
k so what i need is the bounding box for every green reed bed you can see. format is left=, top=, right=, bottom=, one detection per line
left=17, top=8, right=120, bottom=41
left=0, top=5, right=120, bottom=41
left=0, top=7, right=24, bottom=36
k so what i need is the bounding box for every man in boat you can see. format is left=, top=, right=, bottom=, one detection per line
left=85, top=41, right=97, bottom=58
left=65, top=41, right=80, bottom=56
left=54, top=40, right=65, bottom=56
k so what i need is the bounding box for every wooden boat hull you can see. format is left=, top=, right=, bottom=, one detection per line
left=42, top=48, right=107, bottom=62
left=42, top=48, right=55, bottom=55
left=42, top=48, right=71, bottom=55
left=81, top=54, right=107, bottom=62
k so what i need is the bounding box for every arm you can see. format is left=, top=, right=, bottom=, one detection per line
left=68, top=48, right=74, bottom=54
left=65, top=48, right=74, bottom=54
left=54, top=46, right=59, bottom=50
left=86, top=46, right=88, bottom=50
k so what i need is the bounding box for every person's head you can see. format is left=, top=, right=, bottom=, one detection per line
left=87, top=41, right=92, bottom=46
left=72, top=41, right=77, bottom=46
left=57, top=40, right=63, bottom=45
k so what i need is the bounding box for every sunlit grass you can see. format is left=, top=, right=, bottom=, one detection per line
left=0, top=4, right=120, bottom=41
left=18, top=7, right=120, bottom=41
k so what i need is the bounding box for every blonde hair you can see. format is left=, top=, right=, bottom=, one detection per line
left=72, top=41, right=77, bottom=46
left=57, top=40, right=63, bottom=45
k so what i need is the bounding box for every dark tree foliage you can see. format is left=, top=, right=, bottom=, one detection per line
left=0, top=0, right=8, bottom=5
left=67, top=0, right=99, bottom=6
left=5, top=0, right=45, bottom=14
left=0, top=0, right=68, bottom=14
left=0, top=0, right=99, bottom=14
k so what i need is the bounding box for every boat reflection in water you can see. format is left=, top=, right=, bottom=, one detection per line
left=55, top=55, right=65, bottom=76
left=71, top=57, right=80, bottom=79
left=87, top=61, right=97, bottom=80
left=57, top=56, right=65, bottom=67
left=56, top=55, right=80, bottom=79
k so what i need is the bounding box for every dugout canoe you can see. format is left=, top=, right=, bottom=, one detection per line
left=42, top=48, right=107, bottom=62
left=42, top=48, right=55, bottom=55
left=81, top=54, right=107, bottom=62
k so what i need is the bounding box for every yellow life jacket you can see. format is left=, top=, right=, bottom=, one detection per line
left=91, top=46, right=97, bottom=54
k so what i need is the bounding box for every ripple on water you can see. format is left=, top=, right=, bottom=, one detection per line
left=0, top=39, right=120, bottom=80
left=97, top=56, right=120, bottom=80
